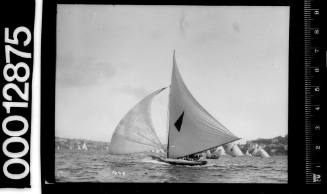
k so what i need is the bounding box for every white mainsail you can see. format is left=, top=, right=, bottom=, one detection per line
left=109, top=88, right=166, bottom=154
left=224, top=142, right=244, bottom=156
left=257, top=148, right=270, bottom=158
left=167, top=52, right=239, bottom=158
left=251, top=144, right=270, bottom=158
left=215, top=146, right=226, bottom=156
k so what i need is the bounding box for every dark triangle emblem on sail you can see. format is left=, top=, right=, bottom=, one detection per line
left=174, top=111, right=184, bottom=132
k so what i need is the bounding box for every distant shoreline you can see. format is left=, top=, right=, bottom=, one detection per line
left=239, top=135, right=288, bottom=156
left=55, top=135, right=288, bottom=156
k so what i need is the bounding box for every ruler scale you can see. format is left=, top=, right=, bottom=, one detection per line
left=303, top=0, right=323, bottom=184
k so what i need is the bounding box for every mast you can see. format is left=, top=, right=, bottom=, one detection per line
left=167, top=50, right=175, bottom=158
left=167, top=108, right=170, bottom=158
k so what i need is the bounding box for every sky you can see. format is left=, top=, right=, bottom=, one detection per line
left=56, top=5, right=289, bottom=144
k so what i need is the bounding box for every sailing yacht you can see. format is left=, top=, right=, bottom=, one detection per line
left=245, top=150, right=252, bottom=156
left=215, top=146, right=227, bottom=156
left=82, top=142, right=88, bottom=151
left=252, top=145, right=270, bottom=158
left=223, top=142, right=244, bottom=157
left=109, top=51, right=240, bottom=165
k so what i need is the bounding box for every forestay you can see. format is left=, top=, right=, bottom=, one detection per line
left=109, top=88, right=166, bottom=154
left=168, top=52, right=239, bottom=158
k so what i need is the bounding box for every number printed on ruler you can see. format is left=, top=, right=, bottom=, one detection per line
left=2, top=26, right=31, bottom=180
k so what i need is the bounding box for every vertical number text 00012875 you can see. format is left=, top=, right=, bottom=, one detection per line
left=2, top=26, right=31, bottom=180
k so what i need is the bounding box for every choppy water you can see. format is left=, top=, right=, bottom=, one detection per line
left=55, top=150, right=287, bottom=183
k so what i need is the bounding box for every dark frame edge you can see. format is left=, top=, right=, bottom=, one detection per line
left=40, top=0, right=312, bottom=193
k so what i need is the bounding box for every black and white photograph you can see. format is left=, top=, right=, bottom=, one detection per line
left=54, top=5, right=289, bottom=183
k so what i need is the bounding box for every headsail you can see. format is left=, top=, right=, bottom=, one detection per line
left=109, top=87, right=166, bottom=155
left=168, top=52, right=239, bottom=158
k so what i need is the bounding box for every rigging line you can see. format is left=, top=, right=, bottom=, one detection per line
left=178, top=113, right=237, bottom=138
left=114, top=133, right=162, bottom=149
left=147, top=87, right=168, bottom=144
left=149, top=87, right=169, bottom=148
left=136, top=131, right=162, bottom=147
left=190, top=114, right=236, bottom=137
left=180, top=123, right=236, bottom=139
